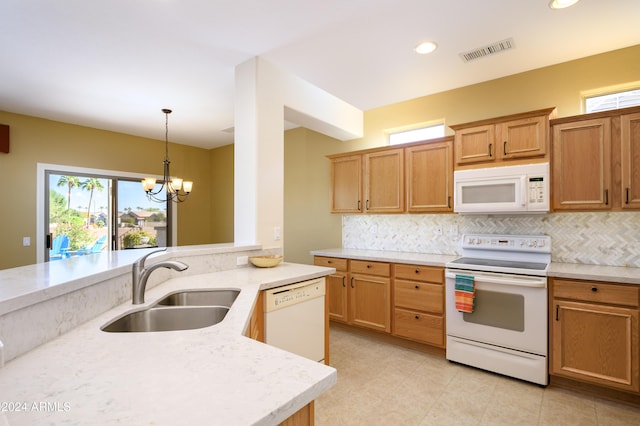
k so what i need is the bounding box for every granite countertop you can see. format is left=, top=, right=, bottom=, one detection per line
left=0, top=263, right=337, bottom=426
left=311, top=248, right=640, bottom=285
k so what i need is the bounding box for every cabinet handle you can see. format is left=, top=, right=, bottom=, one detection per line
left=605, top=189, right=609, bottom=205
left=415, top=284, right=420, bottom=289
left=341, top=276, right=346, bottom=287
left=488, top=143, right=493, bottom=157
left=415, top=315, right=420, bottom=320
left=503, top=141, right=508, bottom=156
left=626, top=188, right=630, bottom=204
left=366, top=199, right=369, bottom=210
left=350, top=277, right=355, bottom=288
left=357, top=200, right=361, bottom=210
left=555, top=305, right=559, bottom=321
left=591, top=286, right=598, bottom=292
left=447, top=196, right=451, bottom=209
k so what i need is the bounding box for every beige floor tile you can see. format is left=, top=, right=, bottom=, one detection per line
left=318, top=326, right=640, bottom=426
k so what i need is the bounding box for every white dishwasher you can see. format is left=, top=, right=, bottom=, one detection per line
left=264, top=278, right=325, bottom=363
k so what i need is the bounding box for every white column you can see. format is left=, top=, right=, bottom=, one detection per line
left=234, top=57, right=362, bottom=247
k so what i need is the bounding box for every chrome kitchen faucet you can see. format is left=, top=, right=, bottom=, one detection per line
left=132, top=249, right=188, bottom=304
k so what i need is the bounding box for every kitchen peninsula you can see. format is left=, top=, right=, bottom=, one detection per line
left=0, top=245, right=337, bottom=425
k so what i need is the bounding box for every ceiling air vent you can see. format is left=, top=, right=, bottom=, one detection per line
left=459, top=38, right=515, bottom=63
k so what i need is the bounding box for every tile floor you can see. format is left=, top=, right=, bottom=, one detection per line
left=315, top=327, right=640, bottom=425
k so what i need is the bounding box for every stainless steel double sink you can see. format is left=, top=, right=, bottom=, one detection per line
left=101, top=289, right=240, bottom=333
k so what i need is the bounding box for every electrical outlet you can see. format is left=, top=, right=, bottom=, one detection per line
left=22, top=237, right=30, bottom=246
left=236, top=256, right=248, bottom=266
left=274, top=227, right=281, bottom=241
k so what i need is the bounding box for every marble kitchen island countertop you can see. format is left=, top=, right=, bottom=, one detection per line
left=0, top=263, right=337, bottom=426
left=310, top=248, right=458, bottom=267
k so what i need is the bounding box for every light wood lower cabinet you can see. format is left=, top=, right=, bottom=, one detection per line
left=314, top=256, right=445, bottom=350
left=550, top=278, right=640, bottom=393
left=349, top=273, right=391, bottom=332
left=392, top=264, right=445, bottom=347
left=314, top=256, right=349, bottom=323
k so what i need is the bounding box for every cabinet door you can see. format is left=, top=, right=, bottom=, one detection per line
left=621, top=112, right=640, bottom=209
left=552, top=118, right=612, bottom=210
left=405, top=141, right=453, bottom=212
left=364, top=149, right=404, bottom=213
left=498, top=115, right=547, bottom=160
left=454, top=124, right=495, bottom=165
left=327, top=272, right=348, bottom=323
left=551, top=300, right=639, bottom=392
left=330, top=155, right=362, bottom=213
left=349, top=274, right=391, bottom=332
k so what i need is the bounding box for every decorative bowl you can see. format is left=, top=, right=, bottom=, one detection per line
left=249, top=255, right=284, bottom=268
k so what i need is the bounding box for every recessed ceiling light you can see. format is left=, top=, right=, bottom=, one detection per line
left=415, top=41, right=438, bottom=55
left=549, top=0, right=580, bottom=10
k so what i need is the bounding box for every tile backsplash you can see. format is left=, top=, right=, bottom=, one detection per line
left=343, top=212, right=640, bottom=267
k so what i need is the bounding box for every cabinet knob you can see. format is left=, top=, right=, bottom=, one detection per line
left=415, top=285, right=420, bottom=289
left=591, top=286, right=598, bottom=292
left=366, top=264, right=371, bottom=268
left=414, top=315, right=420, bottom=320
left=414, top=268, right=420, bottom=274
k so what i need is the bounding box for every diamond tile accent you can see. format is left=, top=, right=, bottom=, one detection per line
left=343, top=212, right=640, bottom=267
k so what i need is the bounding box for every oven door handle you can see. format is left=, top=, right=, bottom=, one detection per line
left=446, top=272, right=546, bottom=288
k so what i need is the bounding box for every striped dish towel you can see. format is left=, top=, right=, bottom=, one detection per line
left=455, top=274, right=475, bottom=313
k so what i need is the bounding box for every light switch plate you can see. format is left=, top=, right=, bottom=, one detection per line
left=23, top=237, right=30, bottom=246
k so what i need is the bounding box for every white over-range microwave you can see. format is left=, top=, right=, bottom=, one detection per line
left=454, top=162, right=549, bottom=214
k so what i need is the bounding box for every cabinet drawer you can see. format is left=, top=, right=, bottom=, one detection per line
left=394, top=280, right=443, bottom=314
left=553, top=279, right=640, bottom=307
left=394, top=264, right=443, bottom=283
left=350, top=260, right=390, bottom=276
left=393, top=308, right=443, bottom=346
left=314, top=256, right=348, bottom=272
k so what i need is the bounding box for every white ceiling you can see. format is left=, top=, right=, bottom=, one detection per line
left=1, top=0, right=639, bottom=149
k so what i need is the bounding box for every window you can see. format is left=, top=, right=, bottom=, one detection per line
left=37, top=164, right=176, bottom=262
left=387, top=122, right=445, bottom=146
left=584, top=88, right=640, bottom=113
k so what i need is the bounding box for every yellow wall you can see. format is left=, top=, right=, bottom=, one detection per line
left=0, top=111, right=212, bottom=269
left=283, top=128, right=343, bottom=264
left=209, top=143, right=234, bottom=243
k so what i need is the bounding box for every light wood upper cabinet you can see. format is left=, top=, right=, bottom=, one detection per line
left=451, top=107, right=555, bottom=167
left=552, top=118, right=612, bottom=210
left=405, top=138, right=453, bottom=212
left=328, top=148, right=404, bottom=214
left=621, top=112, right=640, bottom=209
left=454, top=124, right=495, bottom=164
left=364, top=148, right=404, bottom=213
left=499, top=115, right=548, bottom=160
left=330, top=155, right=362, bottom=213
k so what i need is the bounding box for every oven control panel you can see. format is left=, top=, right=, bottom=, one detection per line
left=462, top=234, right=551, bottom=253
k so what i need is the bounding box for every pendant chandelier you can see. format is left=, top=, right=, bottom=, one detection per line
left=141, top=109, right=193, bottom=203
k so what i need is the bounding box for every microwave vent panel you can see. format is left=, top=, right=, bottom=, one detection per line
left=459, top=38, right=515, bottom=63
